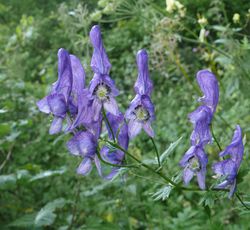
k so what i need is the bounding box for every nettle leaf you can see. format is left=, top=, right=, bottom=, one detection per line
left=34, top=198, right=66, bottom=227
left=152, top=185, right=173, bottom=201
left=29, top=167, right=67, bottom=182
left=160, top=137, right=183, bottom=165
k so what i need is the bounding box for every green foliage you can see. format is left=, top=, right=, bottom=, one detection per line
left=0, top=0, right=250, bottom=229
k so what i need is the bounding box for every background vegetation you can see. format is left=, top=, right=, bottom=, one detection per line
left=0, top=0, right=250, bottom=229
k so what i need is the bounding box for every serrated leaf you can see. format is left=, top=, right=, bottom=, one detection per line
left=160, top=137, right=182, bottom=165
left=29, top=167, right=66, bottom=182
left=152, top=185, right=172, bottom=201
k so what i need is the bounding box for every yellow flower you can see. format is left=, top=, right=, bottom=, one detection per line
left=198, top=16, right=208, bottom=26
left=233, top=13, right=240, bottom=24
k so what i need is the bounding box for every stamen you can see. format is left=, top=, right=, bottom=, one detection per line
left=188, top=157, right=200, bottom=172
left=94, top=83, right=111, bottom=101
left=134, top=105, right=149, bottom=121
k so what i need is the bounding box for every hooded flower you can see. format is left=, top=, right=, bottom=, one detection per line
left=37, top=48, right=72, bottom=134
left=67, top=130, right=101, bottom=176
left=88, top=25, right=119, bottom=120
left=180, top=70, right=219, bottom=189
left=180, top=145, right=208, bottom=189
left=212, top=125, right=244, bottom=197
left=101, top=112, right=129, bottom=179
left=68, top=54, right=86, bottom=117
left=196, top=70, right=219, bottom=113
left=125, top=49, right=155, bottom=139
left=134, top=49, right=153, bottom=96
left=189, top=105, right=213, bottom=145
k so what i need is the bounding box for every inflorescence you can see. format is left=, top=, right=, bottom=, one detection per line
left=37, top=25, right=244, bottom=198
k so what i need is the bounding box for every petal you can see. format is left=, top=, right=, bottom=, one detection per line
left=219, top=125, right=244, bottom=167
left=92, top=99, right=102, bottom=121
left=47, top=93, right=67, bottom=117
left=179, top=146, right=196, bottom=167
left=49, top=117, right=63, bottom=135
left=94, top=154, right=102, bottom=177
left=105, top=168, right=120, bottom=180
left=103, top=75, right=119, bottom=96
left=143, top=121, right=154, bottom=137
left=212, top=161, right=224, bottom=175
left=134, top=50, right=153, bottom=96
left=118, top=123, right=129, bottom=150
left=37, top=97, right=50, bottom=114
left=77, top=158, right=93, bottom=175
left=67, top=131, right=97, bottom=157
left=183, top=168, right=194, bottom=185
left=228, top=179, right=237, bottom=198
left=128, top=120, right=142, bottom=139
left=54, top=48, right=72, bottom=101
left=141, top=95, right=155, bottom=120
left=196, top=69, right=219, bottom=113
left=89, top=25, right=111, bottom=74
left=215, top=180, right=230, bottom=189
left=197, top=169, right=206, bottom=190
left=189, top=105, right=212, bottom=145
left=104, top=97, right=119, bottom=116
left=125, top=95, right=141, bottom=120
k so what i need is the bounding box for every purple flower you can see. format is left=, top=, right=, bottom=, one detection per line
left=68, top=54, right=86, bottom=117
left=37, top=48, right=72, bottom=134
left=101, top=113, right=129, bottom=179
left=89, top=25, right=111, bottom=75
left=134, top=49, right=153, bottom=96
left=88, top=25, right=119, bottom=119
left=180, top=145, right=208, bottom=189
left=180, top=70, right=219, bottom=188
left=212, top=125, right=244, bottom=197
left=89, top=74, right=119, bottom=120
left=196, top=70, right=219, bottom=113
left=67, top=131, right=101, bottom=176
left=189, top=105, right=212, bottom=145
left=125, top=50, right=155, bottom=139
left=125, top=95, right=155, bottom=138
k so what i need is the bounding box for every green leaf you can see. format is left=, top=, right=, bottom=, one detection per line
left=34, top=198, right=66, bottom=227
left=160, top=137, right=183, bottom=165
left=212, top=25, right=227, bottom=32
left=8, top=213, right=36, bottom=228
left=152, top=185, right=172, bottom=201
left=0, top=123, right=11, bottom=137
left=0, top=174, right=16, bottom=189
left=29, top=167, right=67, bottom=182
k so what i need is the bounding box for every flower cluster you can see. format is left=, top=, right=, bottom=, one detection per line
left=37, top=25, right=155, bottom=179
left=180, top=70, right=244, bottom=196
left=38, top=25, right=245, bottom=197
left=180, top=70, right=219, bottom=189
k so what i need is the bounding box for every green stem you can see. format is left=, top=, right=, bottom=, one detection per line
left=236, top=193, right=250, bottom=210
left=105, top=139, right=179, bottom=187
left=102, top=107, right=116, bottom=142
left=150, top=137, right=161, bottom=167
left=180, top=35, right=231, bottom=58
left=211, top=124, right=222, bottom=151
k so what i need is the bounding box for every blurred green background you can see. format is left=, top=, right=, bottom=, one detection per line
left=1, top=0, right=250, bottom=229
